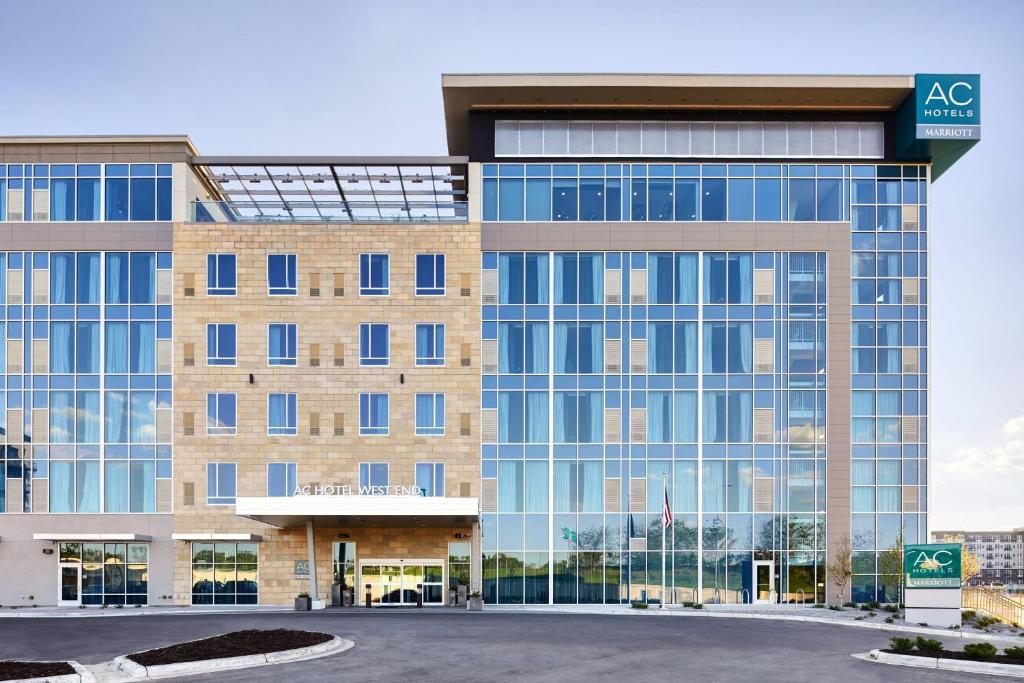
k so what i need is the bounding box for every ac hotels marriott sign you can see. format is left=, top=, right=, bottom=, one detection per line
left=915, top=74, right=981, bottom=140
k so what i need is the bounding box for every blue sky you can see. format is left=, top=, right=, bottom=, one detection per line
left=2, top=0, right=1021, bottom=529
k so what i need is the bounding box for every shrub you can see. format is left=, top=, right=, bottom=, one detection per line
left=914, top=637, right=943, bottom=654
left=867, top=600, right=882, bottom=610
left=961, top=609, right=976, bottom=621
left=691, top=603, right=703, bottom=609
left=812, top=603, right=825, bottom=609
left=630, top=600, right=649, bottom=609
left=867, top=611, right=877, bottom=618
left=963, top=642, right=998, bottom=660
left=1004, top=646, right=1024, bottom=658
left=843, top=601, right=858, bottom=608
left=885, top=616, right=895, bottom=624
left=828, top=604, right=842, bottom=611
left=859, top=604, right=871, bottom=612
left=882, top=604, right=900, bottom=614
left=975, top=615, right=999, bottom=629
left=889, top=637, right=915, bottom=654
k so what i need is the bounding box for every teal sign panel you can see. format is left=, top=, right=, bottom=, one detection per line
left=905, top=543, right=962, bottom=589
left=915, top=74, right=980, bottom=140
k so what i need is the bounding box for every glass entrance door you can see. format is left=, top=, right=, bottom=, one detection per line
left=360, top=560, right=444, bottom=606
left=58, top=563, right=81, bottom=606
left=753, top=560, right=774, bottom=604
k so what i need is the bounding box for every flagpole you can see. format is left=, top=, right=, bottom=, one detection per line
left=661, top=472, right=667, bottom=609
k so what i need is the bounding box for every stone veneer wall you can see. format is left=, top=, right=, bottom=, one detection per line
left=171, top=222, right=480, bottom=604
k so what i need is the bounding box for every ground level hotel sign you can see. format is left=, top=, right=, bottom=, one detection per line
left=903, top=542, right=962, bottom=627
left=905, top=542, right=962, bottom=589
left=915, top=73, right=981, bottom=140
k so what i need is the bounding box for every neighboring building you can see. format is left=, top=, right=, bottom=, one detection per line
left=0, top=73, right=979, bottom=607
left=932, top=528, right=1024, bottom=586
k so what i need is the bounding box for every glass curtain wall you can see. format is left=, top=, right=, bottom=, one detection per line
left=0, top=251, right=173, bottom=514
left=482, top=248, right=828, bottom=605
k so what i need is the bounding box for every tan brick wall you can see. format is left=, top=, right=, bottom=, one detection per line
left=171, top=221, right=480, bottom=604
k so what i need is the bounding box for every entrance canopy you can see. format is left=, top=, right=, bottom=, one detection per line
left=235, top=495, right=479, bottom=529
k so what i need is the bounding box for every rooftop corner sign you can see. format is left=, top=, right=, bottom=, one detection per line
left=915, top=74, right=980, bottom=140
left=905, top=542, right=962, bottom=589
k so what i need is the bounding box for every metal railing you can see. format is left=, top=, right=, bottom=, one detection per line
left=964, top=587, right=1024, bottom=626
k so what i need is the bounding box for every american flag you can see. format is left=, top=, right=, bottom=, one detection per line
left=662, top=486, right=673, bottom=529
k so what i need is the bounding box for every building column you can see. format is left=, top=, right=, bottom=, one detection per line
left=306, top=518, right=319, bottom=603
left=471, top=520, right=482, bottom=594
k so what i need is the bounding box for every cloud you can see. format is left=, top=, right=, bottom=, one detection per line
left=1003, top=415, right=1024, bottom=436
left=941, top=414, right=1024, bottom=473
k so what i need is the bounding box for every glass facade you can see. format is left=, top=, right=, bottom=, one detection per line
left=0, top=251, right=173, bottom=513
left=482, top=162, right=930, bottom=604
left=0, top=164, right=173, bottom=222
left=481, top=249, right=829, bottom=604
left=481, top=163, right=922, bottom=224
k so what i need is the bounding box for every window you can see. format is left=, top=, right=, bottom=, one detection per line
left=206, top=393, right=236, bottom=436
left=359, top=393, right=389, bottom=435
left=58, top=542, right=149, bottom=605
left=359, top=323, right=389, bottom=366
left=416, top=254, right=445, bottom=296
left=267, top=462, right=297, bottom=497
left=207, top=254, right=236, bottom=295
left=415, top=323, right=445, bottom=366
left=207, top=323, right=236, bottom=366
left=191, top=542, right=257, bottom=605
left=268, top=323, right=297, bottom=366
left=359, top=254, right=389, bottom=296
left=267, top=254, right=297, bottom=295
left=416, top=393, right=445, bottom=436
left=359, top=462, right=389, bottom=491
left=207, top=462, right=237, bottom=505
left=416, top=462, right=445, bottom=496
left=268, top=393, right=297, bottom=436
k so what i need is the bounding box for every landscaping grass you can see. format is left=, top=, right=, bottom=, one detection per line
left=882, top=645, right=1024, bottom=666
left=127, top=629, right=333, bottom=667
left=0, top=660, right=75, bottom=681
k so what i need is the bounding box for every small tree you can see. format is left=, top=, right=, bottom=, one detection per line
left=825, top=533, right=853, bottom=604
left=941, top=534, right=981, bottom=584
left=878, top=530, right=906, bottom=605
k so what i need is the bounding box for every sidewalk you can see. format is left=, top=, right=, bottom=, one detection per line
left=487, top=603, right=1024, bottom=644
left=0, top=604, right=291, bottom=618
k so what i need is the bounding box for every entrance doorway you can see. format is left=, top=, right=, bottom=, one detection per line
left=753, top=560, right=774, bottom=604
left=58, top=563, right=81, bottom=606
left=359, top=559, right=444, bottom=606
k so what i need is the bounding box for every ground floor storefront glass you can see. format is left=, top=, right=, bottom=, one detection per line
left=191, top=542, right=258, bottom=604
left=58, top=542, right=148, bottom=605
left=481, top=516, right=826, bottom=605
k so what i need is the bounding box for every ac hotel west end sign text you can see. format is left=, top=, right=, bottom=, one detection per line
left=292, top=484, right=425, bottom=496
left=915, top=73, right=981, bottom=140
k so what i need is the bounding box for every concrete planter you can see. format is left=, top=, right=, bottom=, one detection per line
left=294, top=597, right=312, bottom=612
left=467, top=597, right=483, bottom=612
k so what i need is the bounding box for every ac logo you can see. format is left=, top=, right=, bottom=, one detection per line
left=924, top=81, right=974, bottom=107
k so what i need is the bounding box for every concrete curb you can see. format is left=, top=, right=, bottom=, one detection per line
left=113, top=635, right=352, bottom=679
left=489, top=605, right=1024, bottom=644
left=3, top=661, right=94, bottom=683
left=855, top=649, right=1024, bottom=678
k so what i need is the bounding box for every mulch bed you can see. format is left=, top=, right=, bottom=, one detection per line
left=0, top=661, right=75, bottom=681
left=128, top=629, right=333, bottom=667
left=883, top=649, right=1024, bottom=666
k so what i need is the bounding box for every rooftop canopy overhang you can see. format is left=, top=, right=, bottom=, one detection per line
left=441, top=73, right=916, bottom=156
left=235, top=495, right=479, bottom=529
left=189, top=156, right=469, bottom=223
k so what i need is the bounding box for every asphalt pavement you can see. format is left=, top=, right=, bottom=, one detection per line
left=0, top=609, right=1006, bottom=682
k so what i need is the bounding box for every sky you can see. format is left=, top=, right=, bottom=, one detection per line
left=1, top=0, right=1021, bottom=530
